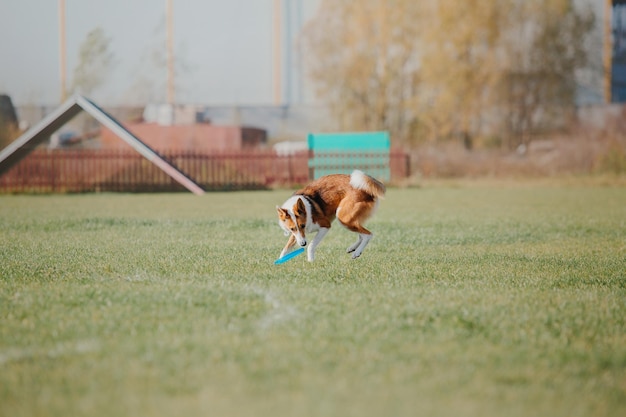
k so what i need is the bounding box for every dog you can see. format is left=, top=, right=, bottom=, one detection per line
left=276, top=169, right=385, bottom=262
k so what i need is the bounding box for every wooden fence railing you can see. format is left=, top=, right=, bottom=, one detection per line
left=0, top=149, right=410, bottom=193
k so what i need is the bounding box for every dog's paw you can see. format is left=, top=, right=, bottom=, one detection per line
left=346, top=243, right=360, bottom=253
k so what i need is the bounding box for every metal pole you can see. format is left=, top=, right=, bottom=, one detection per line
left=273, top=0, right=282, bottom=104
left=166, top=0, right=175, bottom=105
left=604, top=0, right=612, bottom=104
left=285, top=0, right=292, bottom=104
left=59, top=0, right=67, bottom=103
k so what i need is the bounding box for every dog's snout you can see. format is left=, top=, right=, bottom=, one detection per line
left=300, top=240, right=307, bottom=247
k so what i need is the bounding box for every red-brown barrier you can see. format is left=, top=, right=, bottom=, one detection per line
left=0, top=149, right=410, bottom=193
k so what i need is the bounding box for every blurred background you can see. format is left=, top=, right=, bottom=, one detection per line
left=0, top=0, right=625, bottom=190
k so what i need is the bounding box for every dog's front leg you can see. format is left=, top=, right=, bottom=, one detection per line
left=280, top=234, right=297, bottom=258
left=307, top=228, right=329, bottom=262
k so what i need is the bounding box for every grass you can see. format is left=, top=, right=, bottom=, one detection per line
left=1, top=183, right=625, bottom=417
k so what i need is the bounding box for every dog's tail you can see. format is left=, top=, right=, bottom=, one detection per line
left=349, top=170, right=386, bottom=198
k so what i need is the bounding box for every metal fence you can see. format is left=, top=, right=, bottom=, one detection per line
left=0, top=149, right=410, bottom=193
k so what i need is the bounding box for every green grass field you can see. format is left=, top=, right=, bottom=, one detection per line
left=1, top=184, right=625, bottom=417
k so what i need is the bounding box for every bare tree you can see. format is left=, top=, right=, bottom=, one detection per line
left=300, top=0, right=595, bottom=149
left=499, top=0, right=595, bottom=150
left=300, top=0, right=422, bottom=143
left=70, top=27, right=115, bottom=97
left=418, top=0, right=511, bottom=147
left=124, top=16, right=191, bottom=106
left=65, top=27, right=115, bottom=142
left=0, top=95, right=20, bottom=150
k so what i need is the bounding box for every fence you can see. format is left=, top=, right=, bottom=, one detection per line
left=0, top=149, right=410, bottom=193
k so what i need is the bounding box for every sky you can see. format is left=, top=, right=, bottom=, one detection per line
left=0, top=0, right=321, bottom=107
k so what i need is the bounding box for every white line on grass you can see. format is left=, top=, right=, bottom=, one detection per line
left=0, top=339, right=100, bottom=366
left=252, top=288, right=300, bottom=332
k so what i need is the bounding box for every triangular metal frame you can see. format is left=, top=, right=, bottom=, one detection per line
left=0, top=94, right=205, bottom=195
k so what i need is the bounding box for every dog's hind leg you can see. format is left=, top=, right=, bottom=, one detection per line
left=350, top=233, right=372, bottom=259
left=337, top=200, right=376, bottom=258
left=338, top=217, right=373, bottom=259
left=342, top=225, right=373, bottom=259
left=307, top=227, right=329, bottom=262
left=347, top=235, right=362, bottom=253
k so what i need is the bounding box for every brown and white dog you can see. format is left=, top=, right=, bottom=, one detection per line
left=276, top=170, right=385, bottom=261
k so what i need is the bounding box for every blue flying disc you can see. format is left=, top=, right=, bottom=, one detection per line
left=274, top=247, right=305, bottom=265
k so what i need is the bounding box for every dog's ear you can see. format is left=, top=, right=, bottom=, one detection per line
left=295, top=198, right=306, bottom=215
left=276, top=206, right=288, bottom=220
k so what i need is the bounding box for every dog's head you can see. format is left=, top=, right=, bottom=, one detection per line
left=276, top=198, right=308, bottom=247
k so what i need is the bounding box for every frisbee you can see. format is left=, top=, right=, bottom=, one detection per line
left=274, top=247, right=305, bottom=265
